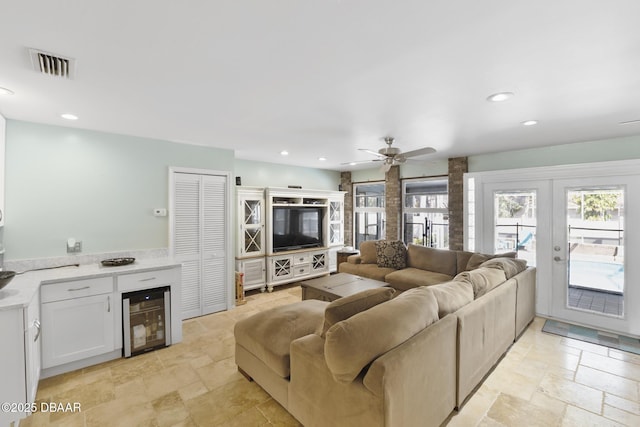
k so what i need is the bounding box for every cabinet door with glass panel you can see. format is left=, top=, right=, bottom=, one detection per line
left=237, top=188, right=265, bottom=257
left=329, top=194, right=345, bottom=246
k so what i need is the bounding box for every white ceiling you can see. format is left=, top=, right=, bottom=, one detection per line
left=1, top=1, right=640, bottom=171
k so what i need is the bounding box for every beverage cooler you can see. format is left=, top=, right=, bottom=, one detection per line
left=122, top=287, right=171, bottom=357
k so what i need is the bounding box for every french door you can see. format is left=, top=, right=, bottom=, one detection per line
left=470, top=161, right=640, bottom=336
left=551, top=176, right=634, bottom=333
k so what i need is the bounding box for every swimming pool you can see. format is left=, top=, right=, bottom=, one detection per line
left=569, top=260, right=624, bottom=293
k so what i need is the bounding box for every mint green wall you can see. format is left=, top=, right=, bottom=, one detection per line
left=234, top=159, right=340, bottom=190
left=469, top=135, right=640, bottom=172
left=5, top=120, right=235, bottom=260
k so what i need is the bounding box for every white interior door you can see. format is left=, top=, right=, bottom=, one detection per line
left=551, top=176, right=639, bottom=335
left=171, top=170, right=229, bottom=319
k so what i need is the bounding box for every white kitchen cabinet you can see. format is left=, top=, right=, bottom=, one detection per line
left=41, top=277, right=115, bottom=369
left=0, top=113, right=5, bottom=227
left=0, top=293, right=41, bottom=427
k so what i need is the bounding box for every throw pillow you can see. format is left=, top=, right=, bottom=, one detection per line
left=480, top=257, right=527, bottom=279
left=375, top=240, right=407, bottom=269
left=429, top=280, right=474, bottom=317
left=454, top=267, right=507, bottom=299
left=320, top=287, right=395, bottom=337
left=466, top=251, right=517, bottom=270
left=359, top=240, right=379, bottom=264
left=324, top=286, right=439, bottom=383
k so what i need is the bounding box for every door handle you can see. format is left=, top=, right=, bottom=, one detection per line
left=553, top=256, right=565, bottom=262
left=34, top=319, right=41, bottom=342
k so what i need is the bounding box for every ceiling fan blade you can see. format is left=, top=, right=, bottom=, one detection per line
left=382, top=162, right=393, bottom=172
left=358, top=148, right=387, bottom=158
left=401, top=147, right=436, bottom=158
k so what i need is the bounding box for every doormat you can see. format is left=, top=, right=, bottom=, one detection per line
left=542, top=319, right=640, bottom=355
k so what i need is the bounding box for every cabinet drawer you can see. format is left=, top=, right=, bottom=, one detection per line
left=293, top=264, right=311, bottom=276
left=117, top=269, right=176, bottom=292
left=293, top=254, right=311, bottom=265
left=41, top=277, right=113, bottom=303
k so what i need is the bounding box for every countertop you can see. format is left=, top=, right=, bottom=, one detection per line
left=0, top=258, right=182, bottom=311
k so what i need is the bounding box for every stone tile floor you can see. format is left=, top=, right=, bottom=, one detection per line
left=21, top=284, right=640, bottom=426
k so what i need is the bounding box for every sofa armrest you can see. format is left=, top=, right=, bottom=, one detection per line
left=289, top=334, right=383, bottom=427
left=362, top=314, right=457, bottom=427
left=347, top=255, right=362, bottom=264
left=515, top=267, right=536, bottom=338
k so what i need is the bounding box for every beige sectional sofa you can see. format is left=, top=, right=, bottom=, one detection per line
left=339, top=240, right=511, bottom=291
left=235, top=242, right=536, bottom=427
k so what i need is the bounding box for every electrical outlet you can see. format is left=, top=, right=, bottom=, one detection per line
left=67, top=241, right=82, bottom=253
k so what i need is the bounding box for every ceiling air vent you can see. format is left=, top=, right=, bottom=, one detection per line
left=28, top=48, right=76, bottom=79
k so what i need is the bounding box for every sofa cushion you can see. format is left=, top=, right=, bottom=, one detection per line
left=429, top=280, right=474, bottom=317
left=375, top=240, right=407, bottom=269
left=454, top=267, right=507, bottom=299
left=359, top=240, right=379, bottom=264
left=407, top=244, right=458, bottom=276
left=384, top=268, right=454, bottom=292
left=324, top=286, right=439, bottom=383
left=480, top=257, right=528, bottom=279
left=456, top=251, right=475, bottom=274
left=234, top=300, right=327, bottom=378
left=466, top=251, right=516, bottom=270
left=321, top=287, right=395, bottom=337
left=338, top=262, right=397, bottom=282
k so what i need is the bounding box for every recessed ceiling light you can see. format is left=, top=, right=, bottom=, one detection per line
left=280, top=150, right=289, bottom=156
left=0, top=87, right=14, bottom=96
left=522, top=120, right=538, bottom=126
left=487, top=92, right=514, bottom=102
left=318, top=157, right=327, bottom=161
left=61, top=113, right=78, bottom=120
left=349, top=162, right=357, bottom=166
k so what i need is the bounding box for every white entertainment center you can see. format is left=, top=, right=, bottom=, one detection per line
left=235, top=186, right=345, bottom=292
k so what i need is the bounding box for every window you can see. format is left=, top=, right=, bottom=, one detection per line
left=402, top=178, right=449, bottom=249
left=353, top=182, right=385, bottom=249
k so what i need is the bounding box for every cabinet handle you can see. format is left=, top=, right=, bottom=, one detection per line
left=139, top=277, right=157, bottom=282
left=34, top=319, right=41, bottom=342
left=68, top=286, right=90, bottom=291
left=107, top=296, right=111, bottom=313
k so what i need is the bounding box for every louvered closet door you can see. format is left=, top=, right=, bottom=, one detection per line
left=173, top=172, right=228, bottom=319
left=202, top=175, right=227, bottom=315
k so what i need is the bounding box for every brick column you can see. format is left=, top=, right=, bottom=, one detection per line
left=385, top=165, right=401, bottom=240
left=340, top=172, right=353, bottom=247
left=448, top=157, right=468, bottom=250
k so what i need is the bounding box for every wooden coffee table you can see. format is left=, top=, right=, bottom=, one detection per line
left=301, top=273, right=390, bottom=302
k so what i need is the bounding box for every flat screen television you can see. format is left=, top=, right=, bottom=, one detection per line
left=272, top=206, right=324, bottom=252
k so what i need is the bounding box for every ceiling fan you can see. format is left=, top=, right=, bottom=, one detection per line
left=345, top=137, right=436, bottom=172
